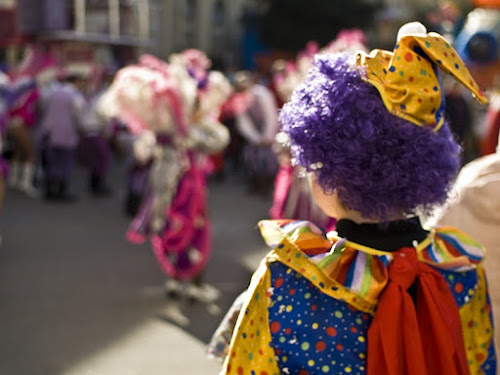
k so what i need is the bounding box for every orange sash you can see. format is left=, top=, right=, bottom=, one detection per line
left=367, top=247, right=470, bottom=375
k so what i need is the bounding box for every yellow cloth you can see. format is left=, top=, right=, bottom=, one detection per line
left=220, top=221, right=495, bottom=374
left=357, top=32, right=487, bottom=130
left=220, top=260, right=281, bottom=375
left=459, top=266, right=495, bottom=374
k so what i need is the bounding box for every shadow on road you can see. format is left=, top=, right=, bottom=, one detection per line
left=0, top=164, right=272, bottom=374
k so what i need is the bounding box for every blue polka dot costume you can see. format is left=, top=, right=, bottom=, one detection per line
left=219, top=220, right=496, bottom=375
left=268, top=261, right=371, bottom=374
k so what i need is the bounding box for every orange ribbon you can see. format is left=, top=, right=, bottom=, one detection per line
left=367, top=247, right=470, bottom=375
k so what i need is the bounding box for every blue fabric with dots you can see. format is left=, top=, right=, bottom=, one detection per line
left=439, top=269, right=478, bottom=307
left=268, top=261, right=371, bottom=375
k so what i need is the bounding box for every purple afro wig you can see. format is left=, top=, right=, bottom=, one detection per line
left=279, top=52, right=461, bottom=220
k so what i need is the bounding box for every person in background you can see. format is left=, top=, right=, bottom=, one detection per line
left=213, top=22, right=497, bottom=375
left=234, top=71, right=279, bottom=196
left=0, top=71, right=10, bottom=247
left=443, top=77, right=476, bottom=164
left=78, top=69, right=113, bottom=197
left=0, top=70, right=38, bottom=245
left=6, top=77, right=40, bottom=197
left=99, top=52, right=231, bottom=304
left=481, top=76, right=500, bottom=155
left=39, top=73, right=86, bottom=202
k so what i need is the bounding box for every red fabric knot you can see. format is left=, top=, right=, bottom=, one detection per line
left=367, top=247, right=470, bottom=375
left=388, top=248, right=419, bottom=290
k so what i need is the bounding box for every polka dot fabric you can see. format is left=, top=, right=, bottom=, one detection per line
left=268, top=261, right=371, bottom=375
left=440, top=269, right=478, bottom=308
left=220, top=221, right=497, bottom=375
left=357, top=31, right=487, bottom=130
left=221, top=263, right=281, bottom=375
left=448, top=267, right=496, bottom=374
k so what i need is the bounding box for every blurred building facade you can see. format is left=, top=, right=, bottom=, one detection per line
left=1, top=0, right=450, bottom=73
left=0, top=0, right=154, bottom=71
left=151, top=0, right=247, bottom=69
left=0, top=0, right=251, bottom=71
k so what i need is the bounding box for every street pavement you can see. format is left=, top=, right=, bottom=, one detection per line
left=0, top=161, right=271, bottom=375
left=1, top=160, right=499, bottom=374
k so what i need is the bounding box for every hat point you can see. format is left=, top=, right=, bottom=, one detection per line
left=397, top=22, right=428, bottom=41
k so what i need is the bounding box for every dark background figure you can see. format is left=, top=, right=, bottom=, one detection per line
left=234, top=71, right=279, bottom=196
left=444, top=79, right=476, bottom=164
left=39, top=73, right=87, bottom=202
left=77, top=71, right=114, bottom=197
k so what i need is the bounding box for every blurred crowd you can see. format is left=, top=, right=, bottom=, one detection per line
left=2, top=3, right=500, bottom=373
left=1, top=3, right=500, bottom=308
left=2, top=16, right=500, bottom=248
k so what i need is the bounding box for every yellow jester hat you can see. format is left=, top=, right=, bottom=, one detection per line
left=356, top=22, right=488, bottom=131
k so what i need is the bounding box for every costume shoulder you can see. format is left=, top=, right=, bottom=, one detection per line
left=420, top=226, right=485, bottom=270
left=422, top=226, right=496, bottom=373
left=221, top=220, right=374, bottom=374
left=258, top=219, right=332, bottom=256
left=258, top=219, right=379, bottom=314
left=219, top=245, right=280, bottom=374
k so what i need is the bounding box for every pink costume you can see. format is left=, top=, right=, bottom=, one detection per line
left=0, top=73, right=37, bottom=178
left=8, top=87, right=39, bottom=129
left=8, top=45, right=59, bottom=129
left=99, top=52, right=230, bottom=281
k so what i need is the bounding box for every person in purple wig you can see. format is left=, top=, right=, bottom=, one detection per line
left=212, top=23, right=496, bottom=375
left=280, top=51, right=461, bottom=222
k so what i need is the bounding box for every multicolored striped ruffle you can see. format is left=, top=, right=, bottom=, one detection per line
left=418, top=227, right=484, bottom=271
left=315, top=238, right=392, bottom=301
left=258, top=219, right=331, bottom=256
left=259, top=220, right=485, bottom=304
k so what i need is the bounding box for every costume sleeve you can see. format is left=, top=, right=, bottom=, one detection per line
left=220, top=260, right=281, bottom=375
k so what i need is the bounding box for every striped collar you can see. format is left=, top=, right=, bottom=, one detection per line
left=260, top=219, right=485, bottom=313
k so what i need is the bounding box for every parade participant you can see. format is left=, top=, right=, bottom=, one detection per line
left=215, top=22, right=497, bottom=375
left=6, top=77, right=40, bottom=197
left=6, top=45, right=58, bottom=197
left=39, top=72, right=87, bottom=202
left=0, top=70, right=38, bottom=246
left=99, top=52, right=231, bottom=303
left=454, top=2, right=500, bottom=158
left=234, top=70, right=279, bottom=196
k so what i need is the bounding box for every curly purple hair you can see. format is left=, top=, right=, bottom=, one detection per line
left=279, top=52, right=461, bottom=220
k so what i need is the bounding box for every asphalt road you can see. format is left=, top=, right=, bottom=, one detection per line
left=1, top=159, right=499, bottom=374
left=0, top=161, right=271, bottom=375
